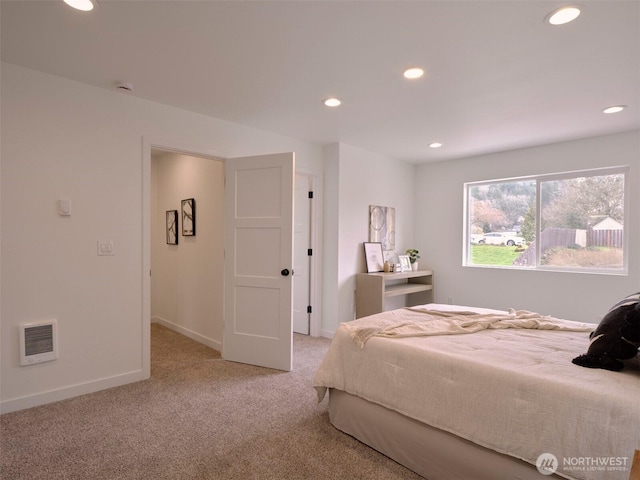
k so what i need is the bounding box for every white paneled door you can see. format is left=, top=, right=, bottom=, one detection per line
left=223, top=152, right=294, bottom=371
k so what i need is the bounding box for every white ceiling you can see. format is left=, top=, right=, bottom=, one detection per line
left=2, top=0, right=638, bottom=163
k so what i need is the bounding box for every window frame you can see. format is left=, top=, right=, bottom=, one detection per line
left=463, top=165, right=629, bottom=275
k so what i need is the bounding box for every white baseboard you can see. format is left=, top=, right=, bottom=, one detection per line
left=319, top=329, right=335, bottom=339
left=151, top=316, right=221, bottom=352
left=0, top=370, right=147, bottom=414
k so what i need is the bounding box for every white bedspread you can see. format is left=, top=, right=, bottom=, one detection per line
left=313, top=304, right=640, bottom=480
left=344, top=306, right=594, bottom=347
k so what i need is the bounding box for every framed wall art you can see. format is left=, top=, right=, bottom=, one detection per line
left=181, top=198, right=195, bottom=236
left=369, top=205, right=395, bottom=258
left=364, top=242, right=385, bottom=273
left=166, top=210, right=178, bottom=245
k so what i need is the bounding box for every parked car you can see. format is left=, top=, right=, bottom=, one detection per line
left=470, top=234, right=484, bottom=244
left=479, top=232, right=526, bottom=246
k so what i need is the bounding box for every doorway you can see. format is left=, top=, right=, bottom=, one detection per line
left=293, top=173, right=317, bottom=335
left=150, top=148, right=225, bottom=351
left=143, top=139, right=319, bottom=377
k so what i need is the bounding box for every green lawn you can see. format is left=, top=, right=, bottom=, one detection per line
left=470, top=244, right=523, bottom=266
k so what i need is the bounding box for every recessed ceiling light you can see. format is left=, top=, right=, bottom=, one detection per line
left=546, top=6, right=581, bottom=25
left=323, top=98, right=342, bottom=107
left=403, top=68, right=424, bottom=79
left=63, top=0, right=95, bottom=11
left=603, top=105, right=626, bottom=114
left=429, top=142, right=443, bottom=149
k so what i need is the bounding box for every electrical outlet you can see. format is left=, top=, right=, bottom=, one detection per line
left=448, top=297, right=454, bottom=305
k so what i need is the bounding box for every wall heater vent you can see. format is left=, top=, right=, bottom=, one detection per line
left=20, top=320, right=58, bottom=366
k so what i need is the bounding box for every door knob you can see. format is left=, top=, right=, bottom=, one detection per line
left=281, top=268, right=290, bottom=276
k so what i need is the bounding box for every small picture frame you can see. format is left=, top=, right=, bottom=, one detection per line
left=398, top=255, right=411, bottom=272
left=166, top=210, right=178, bottom=245
left=181, top=198, right=195, bottom=236
left=364, top=242, right=385, bottom=273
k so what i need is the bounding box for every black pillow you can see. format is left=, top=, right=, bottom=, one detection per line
left=572, top=292, right=640, bottom=371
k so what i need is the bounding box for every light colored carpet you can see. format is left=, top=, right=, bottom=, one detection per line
left=1, top=324, right=424, bottom=479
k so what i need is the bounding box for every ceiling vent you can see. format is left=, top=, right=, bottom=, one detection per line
left=20, top=320, right=58, bottom=366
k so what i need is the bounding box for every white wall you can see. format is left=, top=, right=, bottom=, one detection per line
left=321, top=143, right=416, bottom=335
left=151, top=152, right=224, bottom=349
left=321, top=144, right=340, bottom=337
left=3, top=60, right=636, bottom=413
left=415, top=131, right=640, bottom=323
left=0, top=63, right=324, bottom=413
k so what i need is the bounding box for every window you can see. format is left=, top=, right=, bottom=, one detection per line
left=464, top=167, right=628, bottom=273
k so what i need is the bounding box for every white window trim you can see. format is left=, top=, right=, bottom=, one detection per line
left=463, top=165, right=629, bottom=275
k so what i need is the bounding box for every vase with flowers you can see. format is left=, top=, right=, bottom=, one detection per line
left=406, top=249, right=420, bottom=271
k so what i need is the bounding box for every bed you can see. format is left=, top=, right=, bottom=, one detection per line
left=313, top=304, right=640, bottom=480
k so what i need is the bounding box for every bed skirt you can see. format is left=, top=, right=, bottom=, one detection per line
left=328, top=388, right=562, bottom=480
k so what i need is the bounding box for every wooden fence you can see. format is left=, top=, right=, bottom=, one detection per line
left=513, top=228, right=623, bottom=266
left=587, top=229, right=623, bottom=248
left=513, top=228, right=574, bottom=266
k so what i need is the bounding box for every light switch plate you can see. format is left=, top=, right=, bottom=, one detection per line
left=97, top=240, right=114, bottom=256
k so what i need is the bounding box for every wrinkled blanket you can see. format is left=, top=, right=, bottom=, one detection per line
left=314, top=304, right=638, bottom=480
left=344, top=307, right=595, bottom=348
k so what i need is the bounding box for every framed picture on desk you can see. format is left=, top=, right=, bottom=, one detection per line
left=363, top=242, right=384, bottom=273
left=398, top=255, right=412, bottom=272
